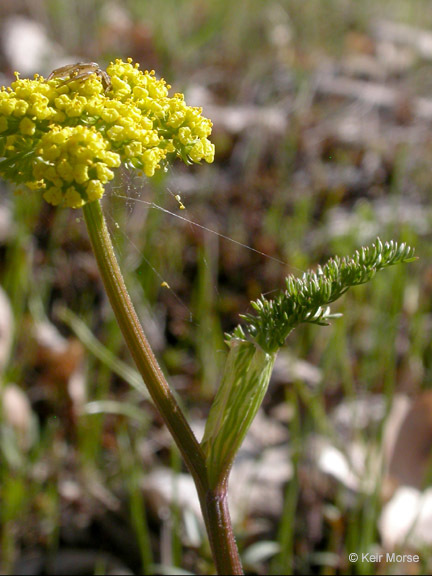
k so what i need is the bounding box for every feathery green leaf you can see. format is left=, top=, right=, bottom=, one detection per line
left=227, top=238, right=416, bottom=353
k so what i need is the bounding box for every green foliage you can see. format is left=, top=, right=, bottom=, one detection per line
left=229, top=239, right=416, bottom=354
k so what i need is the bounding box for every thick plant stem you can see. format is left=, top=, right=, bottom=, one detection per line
left=82, top=200, right=243, bottom=575
left=205, top=484, right=243, bottom=575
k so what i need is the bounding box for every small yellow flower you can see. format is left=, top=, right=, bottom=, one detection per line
left=73, top=163, right=89, bottom=184
left=63, top=186, right=84, bottom=208
left=0, top=94, right=16, bottom=115
left=56, top=159, right=74, bottom=181
left=96, top=164, right=114, bottom=183
left=86, top=179, right=105, bottom=202
left=43, top=186, right=63, bottom=206
left=64, top=95, right=86, bottom=117
left=13, top=100, right=29, bottom=116
left=100, top=107, right=120, bottom=123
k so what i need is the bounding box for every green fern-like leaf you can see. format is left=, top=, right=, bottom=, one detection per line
left=228, top=238, right=416, bottom=353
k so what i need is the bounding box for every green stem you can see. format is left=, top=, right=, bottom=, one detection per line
left=83, top=200, right=206, bottom=491
left=82, top=200, right=243, bottom=575
left=205, top=485, right=243, bottom=575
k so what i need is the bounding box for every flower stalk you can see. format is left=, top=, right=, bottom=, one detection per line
left=82, top=200, right=206, bottom=489
left=83, top=199, right=243, bottom=575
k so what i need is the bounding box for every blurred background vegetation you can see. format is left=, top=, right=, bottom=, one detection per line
left=1, top=0, right=432, bottom=574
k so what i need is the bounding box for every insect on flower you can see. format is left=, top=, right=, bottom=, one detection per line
left=47, top=62, right=112, bottom=92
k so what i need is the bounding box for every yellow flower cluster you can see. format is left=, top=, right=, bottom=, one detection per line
left=0, top=59, right=215, bottom=208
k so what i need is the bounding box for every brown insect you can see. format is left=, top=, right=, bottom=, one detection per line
left=47, top=62, right=112, bottom=92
